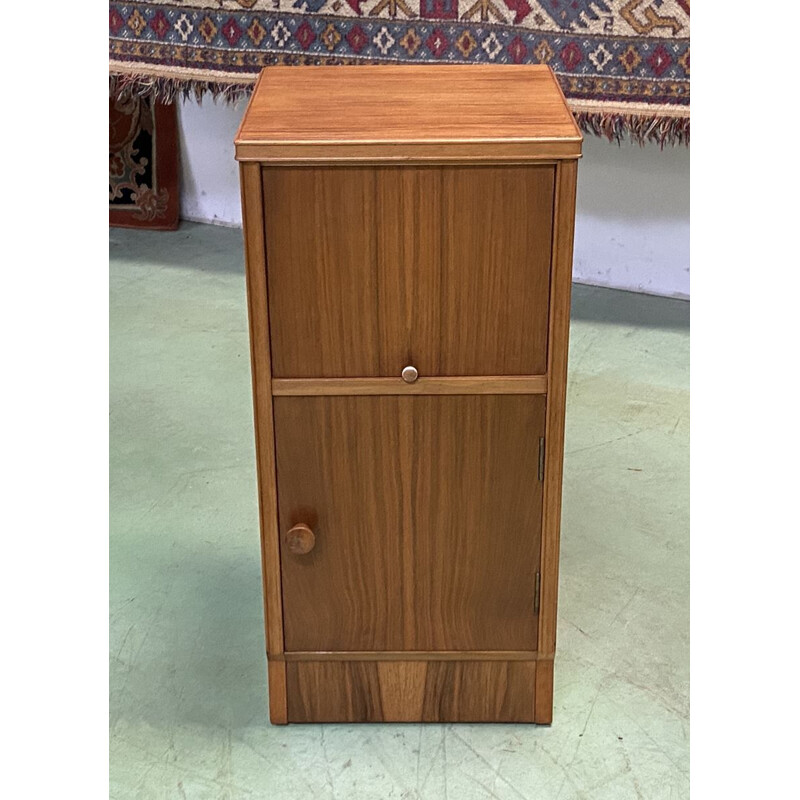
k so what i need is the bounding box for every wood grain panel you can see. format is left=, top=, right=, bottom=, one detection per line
left=287, top=660, right=538, bottom=723
left=440, top=166, right=555, bottom=375
left=422, top=661, right=537, bottom=722
left=239, top=162, right=287, bottom=724
left=287, top=662, right=383, bottom=722
left=235, top=65, right=582, bottom=163
left=377, top=662, right=427, bottom=722
left=274, top=396, right=405, bottom=652
left=375, top=167, right=442, bottom=377
left=264, top=167, right=379, bottom=378
left=273, top=395, right=545, bottom=653
left=410, top=395, right=545, bottom=650
left=264, top=166, right=554, bottom=378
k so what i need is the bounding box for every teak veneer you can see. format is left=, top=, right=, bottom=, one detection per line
left=236, top=65, right=581, bottom=724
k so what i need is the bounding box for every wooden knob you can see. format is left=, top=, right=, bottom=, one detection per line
left=285, top=523, right=315, bottom=555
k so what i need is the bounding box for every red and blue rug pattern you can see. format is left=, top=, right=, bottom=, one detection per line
left=109, top=0, right=689, bottom=145
left=110, top=94, right=179, bottom=230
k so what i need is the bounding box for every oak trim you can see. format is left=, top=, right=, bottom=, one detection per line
left=278, top=651, right=553, bottom=662
left=536, top=159, right=578, bottom=712
left=272, top=375, right=548, bottom=396
left=240, top=162, right=287, bottom=724
left=235, top=140, right=582, bottom=164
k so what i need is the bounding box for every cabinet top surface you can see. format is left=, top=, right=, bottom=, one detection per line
left=235, top=65, right=582, bottom=163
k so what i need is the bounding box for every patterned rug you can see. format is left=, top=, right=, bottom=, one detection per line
left=110, top=95, right=179, bottom=229
left=109, top=1, right=689, bottom=146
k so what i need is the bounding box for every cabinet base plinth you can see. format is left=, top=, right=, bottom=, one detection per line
left=282, top=659, right=552, bottom=723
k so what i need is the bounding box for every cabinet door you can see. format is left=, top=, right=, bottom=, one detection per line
left=274, top=395, right=545, bottom=653
left=264, top=166, right=554, bottom=378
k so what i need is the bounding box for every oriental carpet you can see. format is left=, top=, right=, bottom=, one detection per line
left=109, top=0, right=689, bottom=145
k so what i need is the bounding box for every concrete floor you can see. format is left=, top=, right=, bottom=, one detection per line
left=110, top=222, right=689, bottom=799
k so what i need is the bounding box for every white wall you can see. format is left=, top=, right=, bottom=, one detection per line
left=178, top=98, right=247, bottom=227
left=178, top=98, right=689, bottom=299
left=574, top=135, right=689, bottom=299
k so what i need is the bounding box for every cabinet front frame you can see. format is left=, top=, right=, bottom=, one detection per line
left=240, top=158, right=577, bottom=725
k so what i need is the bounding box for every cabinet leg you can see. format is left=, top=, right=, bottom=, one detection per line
left=268, top=660, right=288, bottom=724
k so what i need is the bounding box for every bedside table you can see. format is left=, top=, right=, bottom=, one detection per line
left=235, top=65, right=581, bottom=724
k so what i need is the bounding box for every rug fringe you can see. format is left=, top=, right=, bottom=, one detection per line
left=110, top=73, right=690, bottom=147
left=110, top=73, right=255, bottom=106
left=575, top=111, right=689, bottom=148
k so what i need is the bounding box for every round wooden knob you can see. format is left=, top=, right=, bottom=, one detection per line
left=401, top=365, right=419, bottom=383
left=285, top=523, right=315, bottom=555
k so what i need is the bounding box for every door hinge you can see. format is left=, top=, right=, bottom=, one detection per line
left=538, top=437, right=545, bottom=482
left=534, top=571, right=541, bottom=615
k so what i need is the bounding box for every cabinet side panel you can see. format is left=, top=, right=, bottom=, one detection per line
left=537, top=160, right=578, bottom=716
left=240, top=162, right=287, bottom=723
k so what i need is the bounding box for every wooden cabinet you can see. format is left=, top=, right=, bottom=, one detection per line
left=236, top=65, right=581, bottom=724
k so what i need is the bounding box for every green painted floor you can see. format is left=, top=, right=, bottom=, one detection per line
left=110, top=222, right=689, bottom=800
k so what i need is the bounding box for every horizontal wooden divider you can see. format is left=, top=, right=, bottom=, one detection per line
left=274, top=650, right=553, bottom=662
left=272, top=375, right=548, bottom=396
